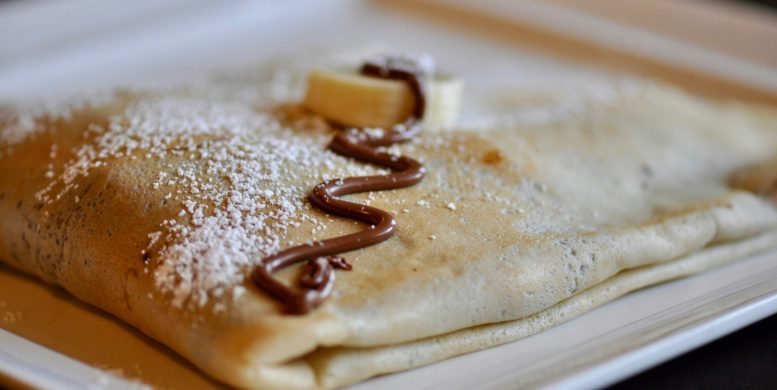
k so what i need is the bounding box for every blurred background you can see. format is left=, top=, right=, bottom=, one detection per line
left=1, top=0, right=776, bottom=389
left=0, top=0, right=775, bottom=102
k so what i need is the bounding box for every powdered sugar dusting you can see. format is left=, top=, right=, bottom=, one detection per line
left=0, top=90, right=115, bottom=148
left=27, top=69, right=388, bottom=310
left=457, top=79, right=651, bottom=130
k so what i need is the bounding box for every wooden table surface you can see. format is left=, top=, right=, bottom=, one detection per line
left=383, top=0, right=777, bottom=105
left=1, top=1, right=775, bottom=389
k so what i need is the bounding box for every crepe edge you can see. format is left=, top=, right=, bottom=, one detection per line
left=306, top=228, right=777, bottom=389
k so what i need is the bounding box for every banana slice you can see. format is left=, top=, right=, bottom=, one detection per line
left=303, top=68, right=462, bottom=129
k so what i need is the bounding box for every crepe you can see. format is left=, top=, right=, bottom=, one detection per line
left=1, top=63, right=777, bottom=389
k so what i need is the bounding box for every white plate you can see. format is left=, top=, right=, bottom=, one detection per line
left=1, top=1, right=776, bottom=389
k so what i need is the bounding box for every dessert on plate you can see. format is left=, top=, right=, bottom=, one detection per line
left=1, top=53, right=776, bottom=389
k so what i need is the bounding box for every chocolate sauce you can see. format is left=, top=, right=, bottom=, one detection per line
left=252, top=57, right=430, bottom=314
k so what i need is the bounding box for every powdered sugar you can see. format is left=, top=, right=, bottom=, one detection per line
left=20, top=66, right=388, bottom=310
left=0, top=89, right=115, bottom=147
left=456, top=79, right=651, bottom=130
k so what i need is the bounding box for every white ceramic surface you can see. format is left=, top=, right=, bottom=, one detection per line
left=1, top=1, right=775, bottom=389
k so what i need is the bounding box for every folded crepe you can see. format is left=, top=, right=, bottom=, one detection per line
left=1, top=61, right=777, bottom=389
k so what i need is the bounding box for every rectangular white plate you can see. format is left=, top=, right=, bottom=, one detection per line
left=1, top=1, right=776, bottom=389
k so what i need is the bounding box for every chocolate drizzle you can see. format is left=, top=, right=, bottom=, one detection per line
left=252, top=57, right=431, bottom=314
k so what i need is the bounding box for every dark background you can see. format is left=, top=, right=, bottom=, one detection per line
left=740, top=0, right=777, bottom=10
left=609, top=314, right=777, bottom=389
left=0, top=0, right=774, bottom=389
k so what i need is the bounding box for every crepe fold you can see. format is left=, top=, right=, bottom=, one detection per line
left=1, top=76, right=777, bottom=389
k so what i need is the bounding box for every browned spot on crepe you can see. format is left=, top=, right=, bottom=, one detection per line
left=482, top=149, right=504, bottom=164
left=271, top=103, right=331, bottom=133
left=730, top=156, right=777, bottom=203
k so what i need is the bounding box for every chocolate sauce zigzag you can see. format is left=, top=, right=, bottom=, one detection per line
left=252, top=58, right=430, bottom=314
